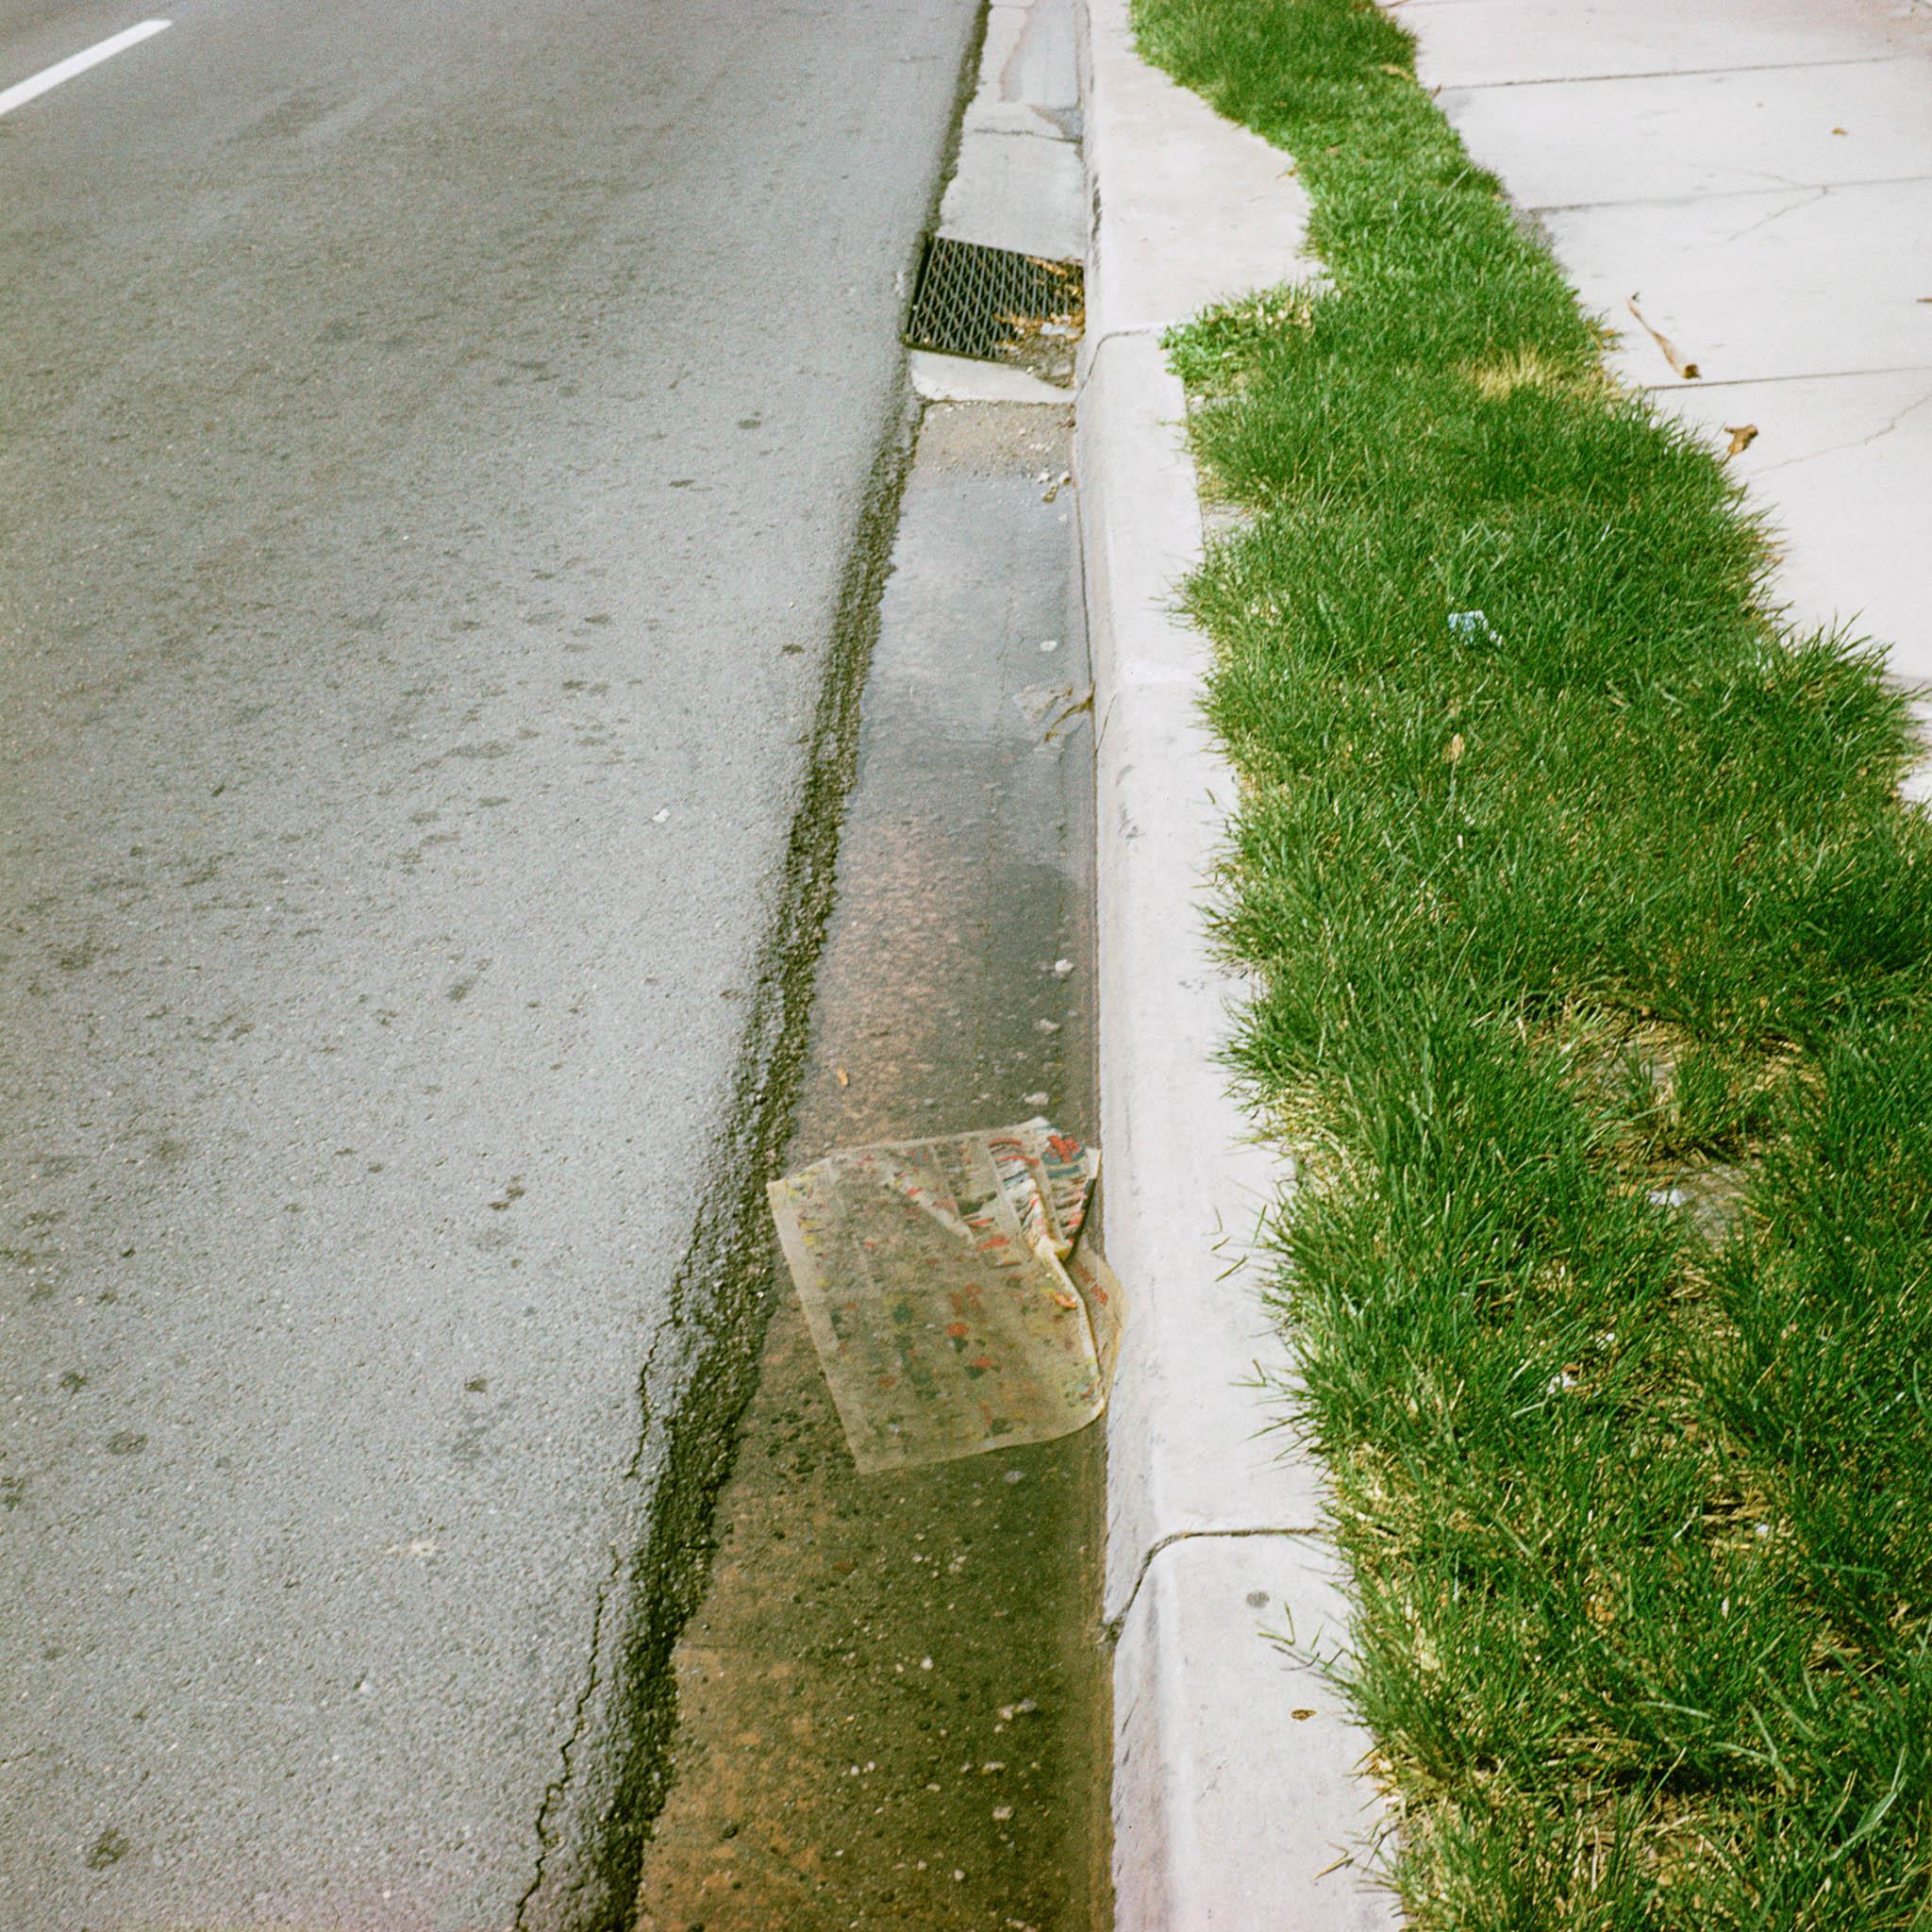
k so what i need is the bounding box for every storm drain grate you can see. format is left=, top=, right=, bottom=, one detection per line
left=904, top=235, right=1084, bottom=369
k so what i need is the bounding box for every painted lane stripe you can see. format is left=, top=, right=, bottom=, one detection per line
left=0, top=20, right=171, bottom=120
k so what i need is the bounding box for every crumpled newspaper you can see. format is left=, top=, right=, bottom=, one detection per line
left=767, top=1120, right=1123, bottom=1473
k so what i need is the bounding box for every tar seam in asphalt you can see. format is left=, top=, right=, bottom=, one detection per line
left=509, top=44, right=991, bottom=1932
left=511, top=15, right=1001, bottom=1918
left=511, top=399, right=924, bottom=1932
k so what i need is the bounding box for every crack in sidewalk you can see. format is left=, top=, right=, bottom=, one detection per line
left=1753, top=385, right=1932, bottom=475
left=1724, top=180, right=1828, bottom=242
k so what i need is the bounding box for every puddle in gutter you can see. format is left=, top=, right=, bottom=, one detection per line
left=633, top=401, right=1108, bottom=1932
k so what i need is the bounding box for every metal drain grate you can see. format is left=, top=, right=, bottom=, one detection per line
left=904, top=235, right=1084, bottom=367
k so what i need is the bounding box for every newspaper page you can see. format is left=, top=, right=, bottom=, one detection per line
left=767, top=1120, right=1123, bottom=1474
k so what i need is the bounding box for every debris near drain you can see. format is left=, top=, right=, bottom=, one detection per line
left=767, top=1121, right=1123, bottom=1474
left=904, top=235, right=1084, bottom=386
left=1013, top=682, right=1092, bottom=742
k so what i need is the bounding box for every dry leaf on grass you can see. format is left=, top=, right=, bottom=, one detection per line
left=1723, top=424, right=1759, bottom=457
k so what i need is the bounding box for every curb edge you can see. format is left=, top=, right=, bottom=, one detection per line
left=1071, top=4, right=1403, bottom=1924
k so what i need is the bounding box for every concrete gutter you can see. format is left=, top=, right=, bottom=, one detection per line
left=1071, top=2, right=1402, bottom=1924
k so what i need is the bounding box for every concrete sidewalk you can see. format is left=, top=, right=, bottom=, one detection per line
left=1409, top=0, right=1932, bottom=683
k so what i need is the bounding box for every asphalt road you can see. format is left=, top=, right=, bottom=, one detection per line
left=0, top=2, right=979, bottom=1925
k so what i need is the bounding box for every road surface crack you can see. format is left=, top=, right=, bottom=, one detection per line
left=515, top=1545, right=624, bottom=1928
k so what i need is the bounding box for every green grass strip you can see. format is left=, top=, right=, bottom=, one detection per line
left=1130, top=0, right=1932, bottom=1923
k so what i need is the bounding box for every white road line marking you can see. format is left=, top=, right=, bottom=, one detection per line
left=0, top=19, right=171, bottom=120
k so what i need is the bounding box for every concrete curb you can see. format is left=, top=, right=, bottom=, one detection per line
left=1071, top=2, right=1402, bottom=1924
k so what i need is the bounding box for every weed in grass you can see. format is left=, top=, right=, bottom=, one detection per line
left=1134, top=0, right=1932, bottom=1922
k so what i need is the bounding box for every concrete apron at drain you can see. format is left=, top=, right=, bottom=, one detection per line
left=632, top=397, right=1108, bottom=1932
